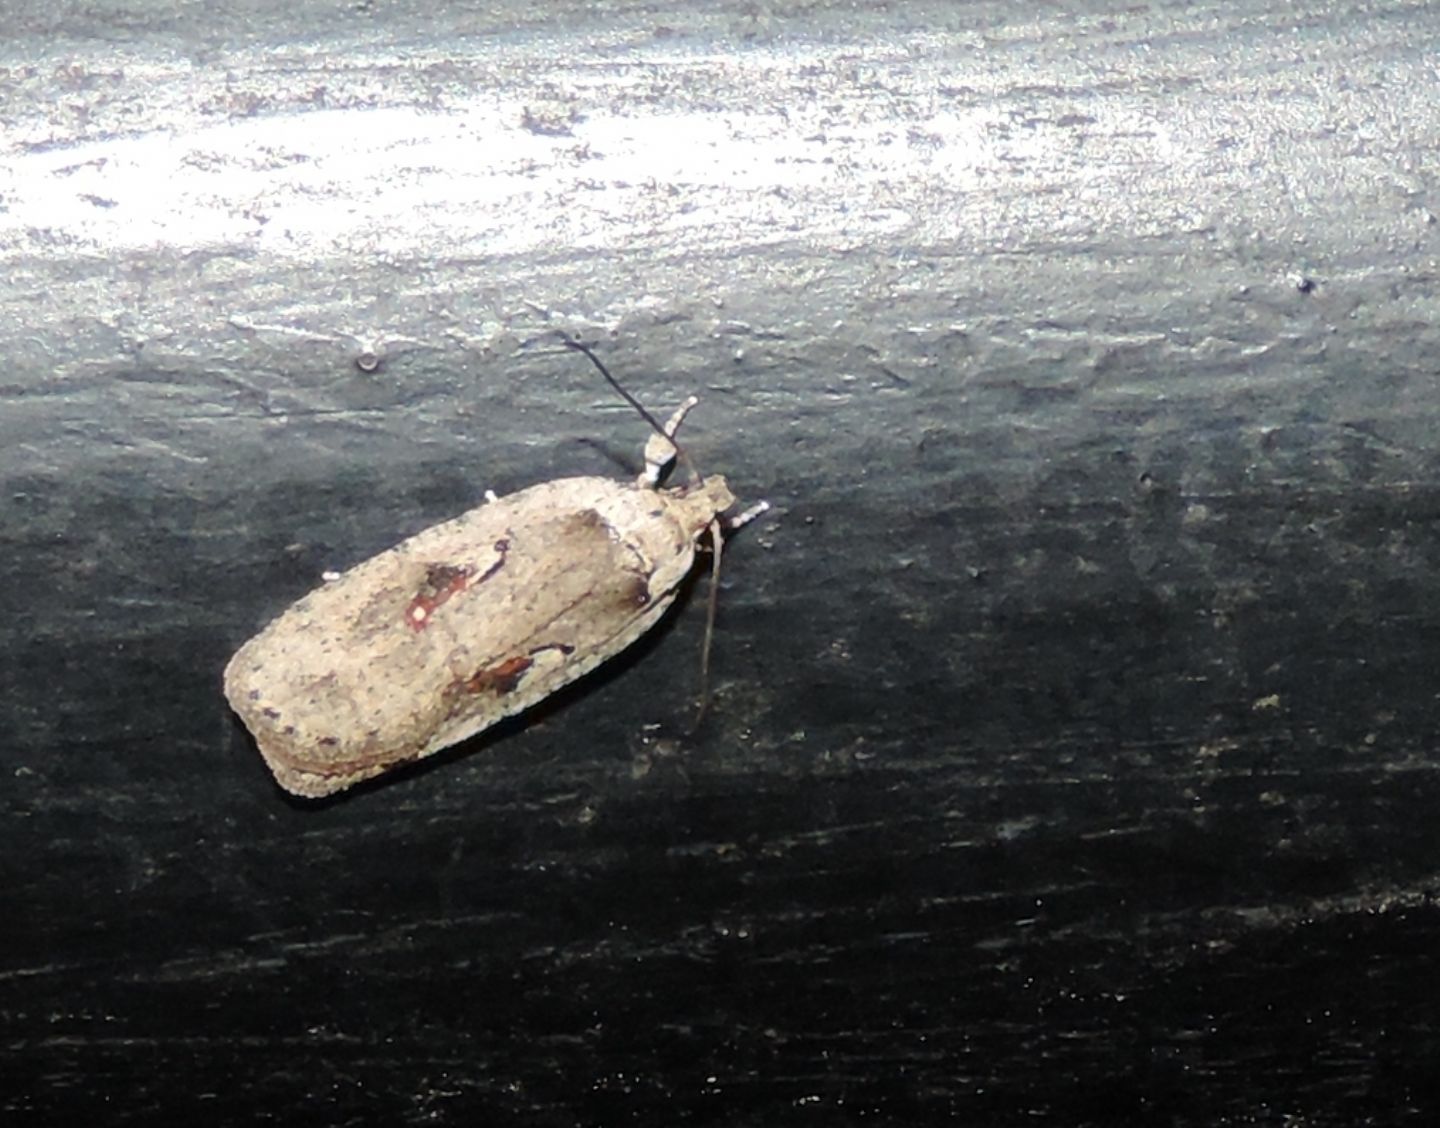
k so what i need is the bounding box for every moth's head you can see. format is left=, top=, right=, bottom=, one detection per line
left=675, top=474, right=738, bottom=527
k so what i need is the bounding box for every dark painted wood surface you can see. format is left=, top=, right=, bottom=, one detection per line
left=5, top=1, right=1440, bottom=1123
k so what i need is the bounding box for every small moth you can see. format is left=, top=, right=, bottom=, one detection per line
left=224, top=341, right=767, bottom=798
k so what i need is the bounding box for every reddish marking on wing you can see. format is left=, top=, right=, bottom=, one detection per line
left=463, top=655, right=534, bottom=696
left=406, top=564, right=472, bottom=631
left=405, top=538, right=510, bottom=631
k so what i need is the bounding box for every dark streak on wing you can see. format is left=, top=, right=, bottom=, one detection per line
left=475, top=538, right=511, bottom=584
left=565, top=509, right=611, bottom=536
left=617, top=573, right=651, bottom=608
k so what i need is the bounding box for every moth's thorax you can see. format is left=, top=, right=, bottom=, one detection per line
left=579, top=474, right=735, bottom=595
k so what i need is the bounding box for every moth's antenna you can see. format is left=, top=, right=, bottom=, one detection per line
left=694, top=516, right=724, bottom=728
left=561, top=337, right=701, bottom=485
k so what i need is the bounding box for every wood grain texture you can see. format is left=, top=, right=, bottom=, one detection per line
left=5, top=0, right=1440, bottom=1123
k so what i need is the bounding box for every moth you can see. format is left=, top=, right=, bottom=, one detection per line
left=224, top=340, right=767, bottom=798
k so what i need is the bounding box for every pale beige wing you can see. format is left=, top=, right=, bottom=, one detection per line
left=224, top=478, right=693, bottom=796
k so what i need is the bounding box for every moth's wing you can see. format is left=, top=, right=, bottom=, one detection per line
left=224, top=481, right=682, bottom=796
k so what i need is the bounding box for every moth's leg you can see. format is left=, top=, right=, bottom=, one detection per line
left=695, top=500, right=771, bottom=558
left=693, top=500, right=768, bottom=724
left=723, top=499, right=771, bottom=531
left=694, top=515, right=724, bottom=726
left=640, top=395, right=700, bottom=488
